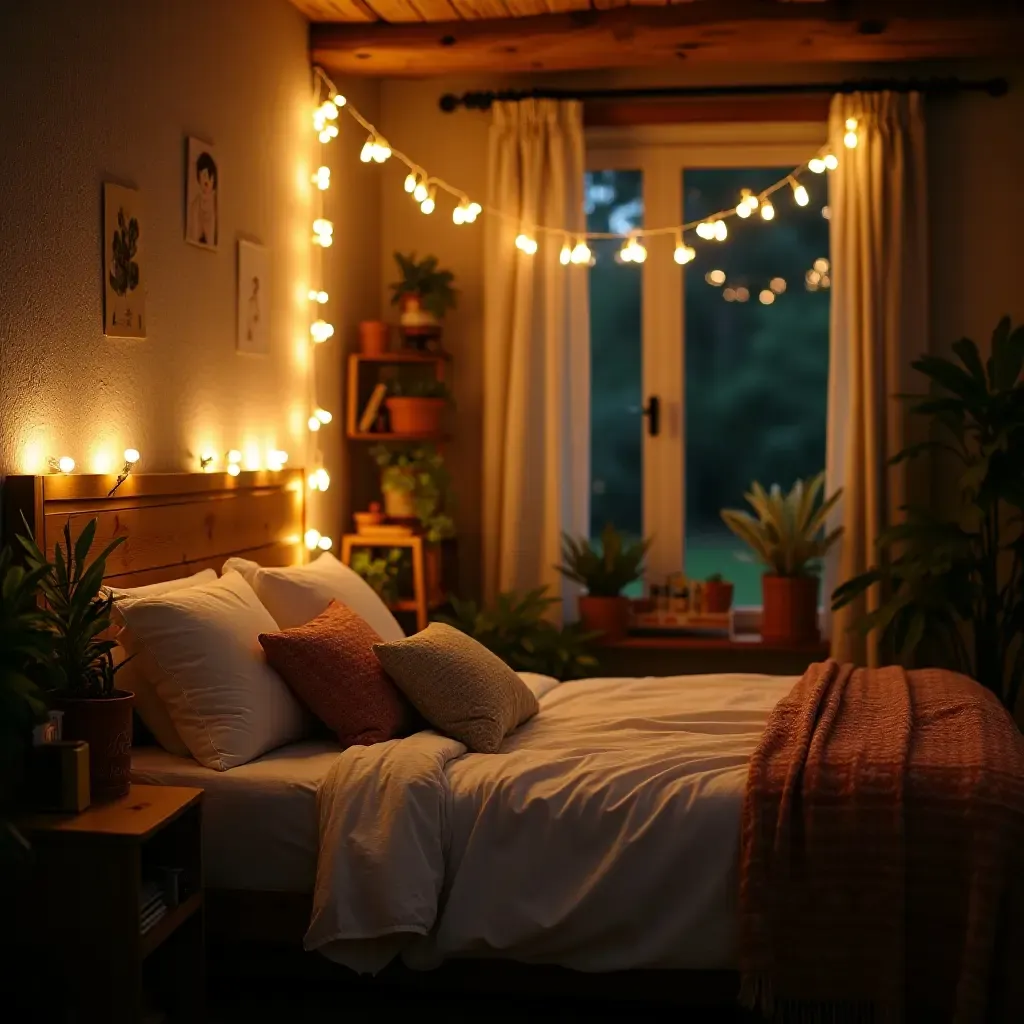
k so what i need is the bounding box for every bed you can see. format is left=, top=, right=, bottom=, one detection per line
left=8, top=471, right=1023, bottom=1018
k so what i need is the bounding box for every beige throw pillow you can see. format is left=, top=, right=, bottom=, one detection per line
left=372, top=622, right=539, bottom=753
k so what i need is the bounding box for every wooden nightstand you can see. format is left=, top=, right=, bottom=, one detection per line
left=14, top=784, right=204, bottom=1023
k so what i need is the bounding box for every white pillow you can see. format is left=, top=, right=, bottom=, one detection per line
left=223, top=551, right=404, bottom=640
left=105, top=569, right=218, bottom=757
left=115, top=571, right=307, bottom=770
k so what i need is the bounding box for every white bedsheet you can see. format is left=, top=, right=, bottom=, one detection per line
left=132, top=738, right=342, bottom=892
left=309, top=672, right=796, bottom=974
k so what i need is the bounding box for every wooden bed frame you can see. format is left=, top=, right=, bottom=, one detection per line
left=2, top=470, right=743, bottom=1010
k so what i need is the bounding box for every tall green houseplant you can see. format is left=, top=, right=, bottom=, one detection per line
left=832, top=317, right=1024, bottom=712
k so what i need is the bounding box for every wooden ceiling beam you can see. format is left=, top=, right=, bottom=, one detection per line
left=310, top=1, right=1024, bottom=77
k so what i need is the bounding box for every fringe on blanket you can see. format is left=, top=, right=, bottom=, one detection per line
left=740, top=973, right=879, bottom=1024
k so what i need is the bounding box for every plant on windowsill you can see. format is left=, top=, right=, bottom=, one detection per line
left=389, top=252, right=457, bottom=350
left=369, top=442, right=456, bottom=544
left=721, top=472, right=842, bottom=645
left=831, top=317, right=1024, bottom=713
left=436, top=587, right=600, bottom=681
left=703, top=572, right=735, bottom=614
left=556, top=524, right=652, bottom=642
left=0, top=544, right=52, bottom=875
left=385, top=377, right=452, bottom=437
left=18, top=518, right=133, bottom=802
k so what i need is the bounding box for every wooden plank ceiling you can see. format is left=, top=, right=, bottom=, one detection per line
left=295, top=0, right=1024, bottom=76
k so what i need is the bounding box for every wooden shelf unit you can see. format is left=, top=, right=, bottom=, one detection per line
left=346, top=350, right=450, bottom=440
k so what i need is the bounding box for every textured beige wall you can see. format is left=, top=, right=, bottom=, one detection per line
left=0, top=0, right=377, bottom=544
left=378, top=60, right=1024, bottom=596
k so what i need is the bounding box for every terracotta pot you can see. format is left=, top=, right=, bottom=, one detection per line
left=761, top=574, right=820, bottom=644
left=578, top=595, right=631, bottom=643
left=358, top=320, right=389, bottom=357
left=51, top=690, right=134, bottom=802
left=385, top=397, right=445, bottom=436
left=398, top=294, right=442, bottom=349
left=703, top=580, right=734, bottom=614
left=382, top=469, right=417, bottom=519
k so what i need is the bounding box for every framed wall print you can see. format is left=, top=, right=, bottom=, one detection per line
left=185, top=136, right=219, bottom=250
left=103, top=182, right=146, bottom=339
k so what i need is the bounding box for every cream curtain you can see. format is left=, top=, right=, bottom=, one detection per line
left=825, top=92, right=929, bottom=665
left=482, top=100, right=590, bottom=610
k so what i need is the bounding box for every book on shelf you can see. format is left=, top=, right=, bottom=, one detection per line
left=358, top=383, right=388, bottom=434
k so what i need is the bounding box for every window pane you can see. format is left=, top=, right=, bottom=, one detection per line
left=587, top=169, right=643, bottom=542
left=683, top=168, right=830, bottom=605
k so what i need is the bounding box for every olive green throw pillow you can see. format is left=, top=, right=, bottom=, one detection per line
left=372, top=622, right=539, bottom=753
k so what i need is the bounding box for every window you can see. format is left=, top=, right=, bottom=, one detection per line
left=587, top=125, right=831, bottom=608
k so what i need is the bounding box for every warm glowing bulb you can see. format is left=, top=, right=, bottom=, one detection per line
left=420, top=196, right=435, bottom=215
left=372, top=142, right=390, bottom=163
left=312, top=166, right=330, bottom=190
left=674, top=244, right=695, bottom=265
left=304, top=529, right=322, bottom=550
left=308, top=416, right=321, bottom=432
left=317, top=536, right=333, bottom=551
left=413, top=182, right=428, bottom=202
left=792, top=182, right=809, bottom=206
left=760, top=201, right=775, bottom=221
left=515, top=234, right=537, bottom=255
left=736, top=203, right=751, bottom=219
left=559, top=244, right=571, bottom=266
left=735, top=287, right=749, bottom=303
left=359, top=140, right=373, bottom=162
left=308, top=468, right=331, bottom=492
left=759, top=289, right=776, bottom=305
left=453, top=206, right=466, bottom=225
left=313, top=233, right=333, bottom=248
left=723, top=287, right=736, bottom=303
left=310, top=320, right=335, bottom=343
left=808, top=157, right=826, bottom=174
left=404, top=172, right=417, bottom=194
left=706, top=269, right=726, bottom=286
left=314, top=408, right=332, bottom=425
left=322, top=101, right=338, bottom=120
left=713, top=220, right=728, bottom=241
left=227, top=449, right=242, bottom=464
left=58, top=456, right=75, bottom=473
left=844, top=130, right=858, bottom=149
left=333, top=93, right=346, bottom=108
left=696, top=221, right=715, bottom=240
left=268, top=450, right=288, bottom=470
left=123, top=448, right=140, bottom=465
left=824, top=153, right=839, bottom=170
left=227, top=463, right=241, bottom=477
left=570, top=241, right=591, bottom=264
left=308, top=289, right=328, bottom=304
left=770, top=277, right=787, bottom=294
left=623, top=239, right=646, bottom=263
left=313, top=218, right=333, bottom=237
left=845, top=117, right=858, bottom=131
left=468, top=202, right=482, bottom=218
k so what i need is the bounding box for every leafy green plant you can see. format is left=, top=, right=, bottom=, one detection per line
left=0, top=544, right=52, bottom=864
left=370, top=442, right=456, bottom=544
left=436, top=587, right=600, bottom=681
left=109, top=208, right=140, bottom=297
left=389, top=252, right=457, bottom=319
left=832, top=317, right=1024, bottom=711
left=706, top=572, right=725, bottom=583
left=18, top=519, right=127, bottom=697
left=556, top=524, right=651, bottom=597
left=350, top=547, right=405, bottom=605
left=388, top=377, right=452, bottom=401
left=721, top=473, right=842, bottom=577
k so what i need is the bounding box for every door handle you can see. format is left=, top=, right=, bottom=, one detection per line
left=641, top=395, right=660, bottom=437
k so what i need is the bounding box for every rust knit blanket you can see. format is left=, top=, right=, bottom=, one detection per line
left=739, top=660, right=1024, bottom=1023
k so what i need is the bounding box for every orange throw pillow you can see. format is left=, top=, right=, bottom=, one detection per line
left=259, top=600, right=415, bottom=748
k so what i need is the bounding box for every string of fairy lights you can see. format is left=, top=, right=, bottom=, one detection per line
left=310, top=66, right=859, bottom=270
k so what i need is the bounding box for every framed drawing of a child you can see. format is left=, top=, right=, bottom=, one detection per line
left=185, top=137, right=218, bottom=250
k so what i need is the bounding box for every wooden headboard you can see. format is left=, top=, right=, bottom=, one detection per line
left=2, top=471, right=305, bottom=587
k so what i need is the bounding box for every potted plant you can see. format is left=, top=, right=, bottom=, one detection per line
left=832, top=317, right=1024, bottom=713
left=389, top=252, right=456, bottom=349
left=556, top=524, right=651, bottom=642
left=437, top=587, right=600, bottom=681
left=721, top=473, right=842, bottom=644
left=351, top=547, right=405, bottom=606
left=359, top=320, right=390, bottom=357
left=703, top=572, right=734, bottom=614
left=19, top=519, right=132, bottom=802
left=386, top=378, right=451, bottom=436
left=0, top=543, right=52, bottom=871
left=370, top=443, right=455, bottom=543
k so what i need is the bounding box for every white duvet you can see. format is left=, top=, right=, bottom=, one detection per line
left=306, top=672, right=796, bottom=974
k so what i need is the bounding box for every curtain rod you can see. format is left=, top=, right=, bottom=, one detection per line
left=438, top=76, right=1008, bottom=112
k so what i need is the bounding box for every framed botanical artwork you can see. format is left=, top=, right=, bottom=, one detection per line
left=185, top=136, right=219, bottom=250
left=237, top=240, right=270, bottom=354
left=103, top=183, right=146, bottom=339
